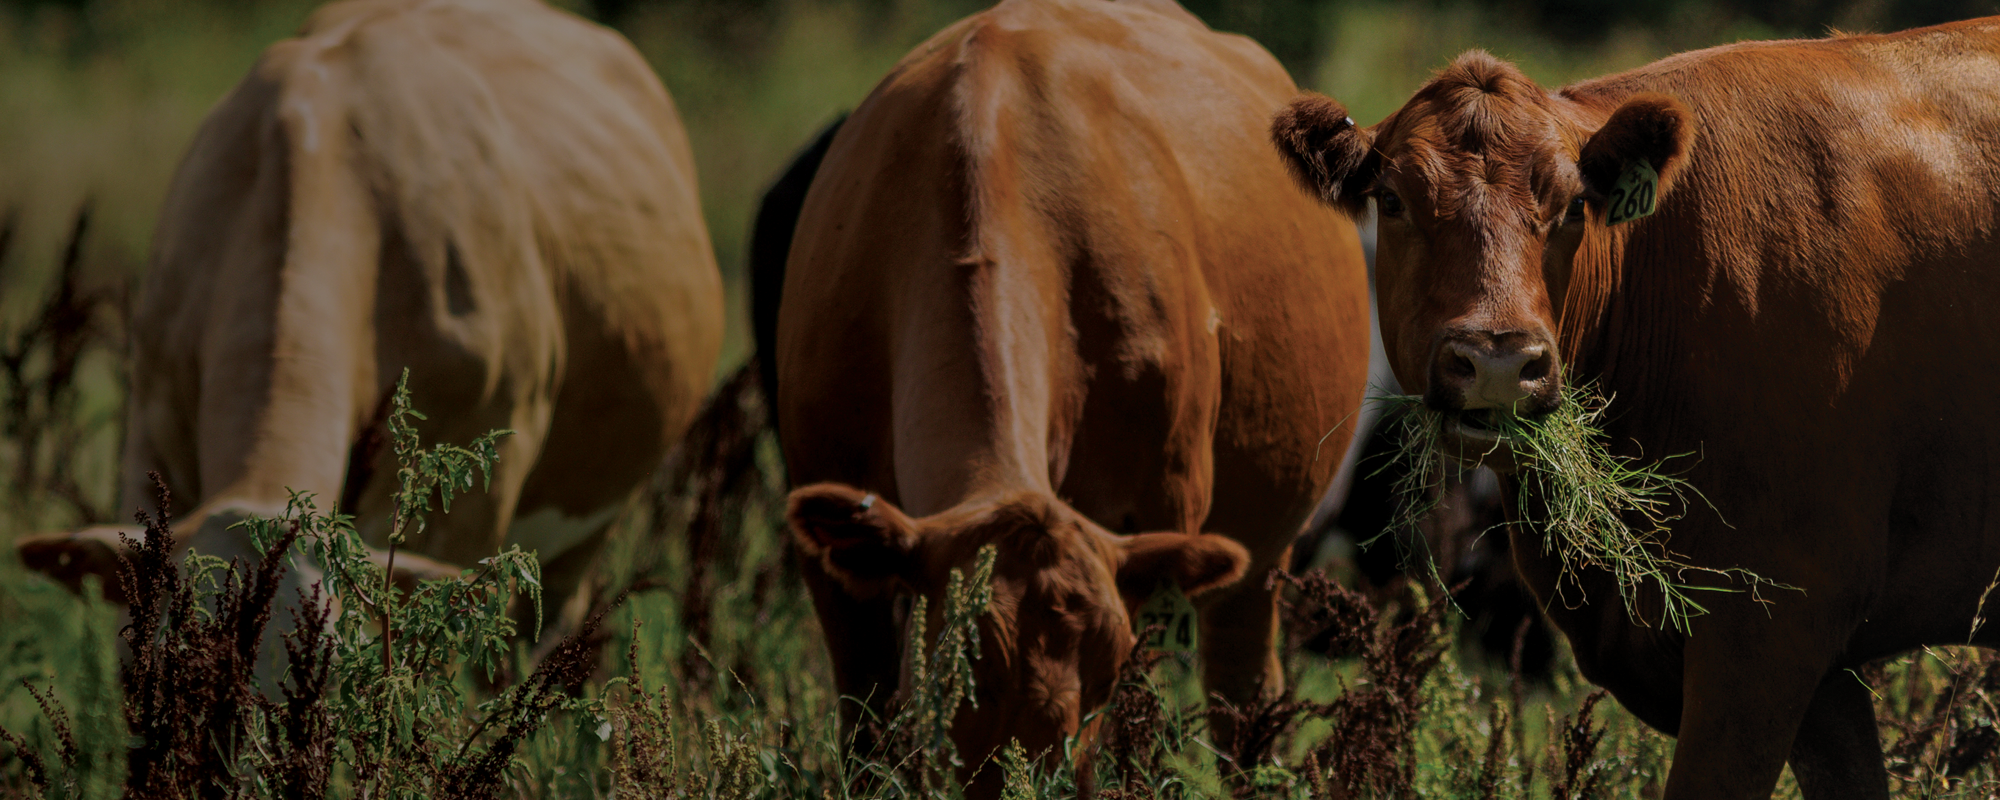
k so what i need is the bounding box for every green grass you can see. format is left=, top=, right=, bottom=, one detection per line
left=1376, top=388, right=1793, bottom=633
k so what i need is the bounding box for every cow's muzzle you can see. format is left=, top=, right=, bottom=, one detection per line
left=1424, top=328, right=1561, bottom=467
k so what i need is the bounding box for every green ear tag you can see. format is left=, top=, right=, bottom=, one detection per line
left=1605, top=159, right=1659, bottom=225
left=1135, top=580, right=1199, bottom=653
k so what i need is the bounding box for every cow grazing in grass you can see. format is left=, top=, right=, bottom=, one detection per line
left=760, top=0, right=1368, bottom=788
left=1275, top=18, right=2000, bottom=799
left=17, top=0, right=724, bottom=633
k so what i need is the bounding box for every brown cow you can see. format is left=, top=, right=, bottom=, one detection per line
left=770, top=0, right=1368, bottom=789
left=17, top=0, right=724, bottom=633
left=1275, top=18, right=2000, bottom=800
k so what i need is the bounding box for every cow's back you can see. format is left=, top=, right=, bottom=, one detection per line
left=777, top=0, right=1366, bottom=543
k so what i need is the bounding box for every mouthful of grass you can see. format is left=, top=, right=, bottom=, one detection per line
left=1376, top=385, right=1792, bottom=633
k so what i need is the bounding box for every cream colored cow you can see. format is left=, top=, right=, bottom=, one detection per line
left=18, top=0, right=723, bottom=629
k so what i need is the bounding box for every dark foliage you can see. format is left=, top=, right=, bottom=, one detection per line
left=1181, top=0, right=1323, bottom=80
left=268, top=583, right=335, bottom=800
left=1390, top=0, right=2000, bottom=43
left=11, top=684, right=71, bottom=793
left=0, top=723, right=49, bottom=792
left=1096, top=642, right=1168, bottom=799
left=1279, top=568, right=1453, bottom=799
left=1475, top=701, right=1509, bottom=800
left=671, top=363, right=770, bottom=684
left=1545, top=690, right=1609, bottom=800
left=1877, top=650, right=2000, bottom=783
left=118, top=473, right=303, bottom=799
left=1297, top=410, right=1555, bottom=678
left=0, top=202, right=126, bottom=526
left=5, top=469, right=616, bottom=799
left=607, top=622, right=680, bottom=793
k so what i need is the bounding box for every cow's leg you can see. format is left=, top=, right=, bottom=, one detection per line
left=802, top=557, right=902, bottom=752
left=1198, top=431, right=1334, bottom=752
left=1663, top=626, right=1838, bottom=800
left=1787, top=671, right=1889, bottom=800
left=1197, top=544, right=1289, bottom=748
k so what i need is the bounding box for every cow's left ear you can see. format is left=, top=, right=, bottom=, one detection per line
left=1578, top=93, right=1696, bottom=203
left=1113, top=532, right=1250, bottom=602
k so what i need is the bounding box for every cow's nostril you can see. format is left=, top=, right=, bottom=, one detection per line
left=1519, top=350, right=1552, bottom=383
left=1445, top=351, right=1477, bottom=379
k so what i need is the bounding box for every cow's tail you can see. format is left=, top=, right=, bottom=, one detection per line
left=750, top=113, right=847, bottom=435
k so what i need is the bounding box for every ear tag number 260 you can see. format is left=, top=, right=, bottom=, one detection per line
left=1605, top=158, right=1659, bottom=226
left=1136, top=580, right=1198, bottom=654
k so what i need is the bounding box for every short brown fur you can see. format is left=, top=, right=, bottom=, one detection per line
left=777, top=0, right=1368, bottom=793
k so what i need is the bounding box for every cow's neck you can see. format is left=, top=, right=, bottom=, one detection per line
left=1548, top=91, right=1697, bottom=448
left=887, top=248, right=1067, bottom=518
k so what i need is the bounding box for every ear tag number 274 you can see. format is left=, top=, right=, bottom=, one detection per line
left=1136, top=580, right=1198, bottom=654
left=1605, top=158, right=1659, bottom=226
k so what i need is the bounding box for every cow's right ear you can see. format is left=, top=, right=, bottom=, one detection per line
left=1271, top=93, right=1378, bottom=215
left=786, top=482, right=921, bottom=595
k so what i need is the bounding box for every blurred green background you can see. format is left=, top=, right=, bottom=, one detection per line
left=0, top=0, right=1993, bottom=549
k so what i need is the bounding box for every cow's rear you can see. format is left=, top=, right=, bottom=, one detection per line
left=19, top=0, right=723, bottom=636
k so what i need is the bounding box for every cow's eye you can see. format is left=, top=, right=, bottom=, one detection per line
left=1564, top=196, right=1587, bottom=224
left=1377, top=190, right=1405, bottom=218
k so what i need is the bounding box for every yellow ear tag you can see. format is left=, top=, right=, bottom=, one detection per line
left=1136, top=580, right=1198, bottom=653
left=1605, top=158, right=1659, bottom=225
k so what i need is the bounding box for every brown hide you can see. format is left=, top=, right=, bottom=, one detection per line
left=1275, top=18, right=2000, bottom=800
left=17, top=0, right=723, bottom=631
left=775, top=0, right=1368, bottom=790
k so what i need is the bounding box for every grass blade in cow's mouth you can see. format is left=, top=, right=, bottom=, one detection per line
left=1374, top=386, right=1795, bottom=633
left=1456, top=408, right=1502, bottom=436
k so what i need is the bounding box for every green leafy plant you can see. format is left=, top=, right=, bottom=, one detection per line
left=0, top=374, right=567, bottom=799
left=244, top=371, right=548, bottom=797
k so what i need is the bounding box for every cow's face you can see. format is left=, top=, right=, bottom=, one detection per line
left=785, top=482, right=1247, bottom=784
left=1273, top=52, right=1693, bottom=462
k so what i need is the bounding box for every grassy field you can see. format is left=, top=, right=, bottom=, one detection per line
left=4, top=0, right=2000, bottom=796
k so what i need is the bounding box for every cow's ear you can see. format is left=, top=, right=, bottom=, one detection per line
left=1271, top=93, right=1378, bottom=215
left=1114, top=532, right=1250, bottom=602
left=1578, top=93, right=1696, bottom=204
left=786, top=483, right=921, bottom=595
